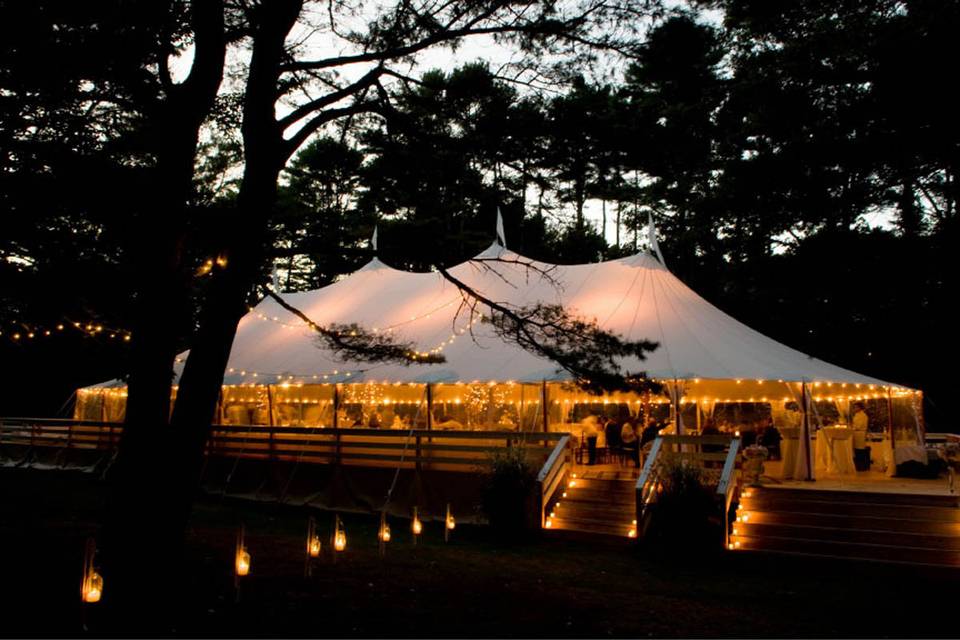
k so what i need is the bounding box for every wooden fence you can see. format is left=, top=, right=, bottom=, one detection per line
left=0, top=417, right=564, bottom=473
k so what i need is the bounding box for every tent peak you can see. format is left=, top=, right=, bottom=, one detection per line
left=495, top=207, right=507, bottom=248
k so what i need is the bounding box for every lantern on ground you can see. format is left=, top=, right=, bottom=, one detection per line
left=306, top=516, right=321, bottom=559
left=378, top=512, right=391, bottom=558
left=235, top=549, right=251, bottom=576
left=81, top=538, right=103, bottom=604
left=83, top=571, right=103, bottom=603
left=333, top=515, right=347, bottom=552
left=412, top=506, right=422, bottom=544
left=444, top=503, right=455, bottom=543
left=235, top=525, right=250, bottom=580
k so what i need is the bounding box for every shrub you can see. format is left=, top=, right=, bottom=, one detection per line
left=481, top=445, right=537, bottom=537
left=645, top=457, right=719, bottom=550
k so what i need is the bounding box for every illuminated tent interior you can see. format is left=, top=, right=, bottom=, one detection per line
left=76, top=232, right=923, bottom=457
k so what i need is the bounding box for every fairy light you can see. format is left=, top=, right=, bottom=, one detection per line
left=2, top=317, right=132, bottom=342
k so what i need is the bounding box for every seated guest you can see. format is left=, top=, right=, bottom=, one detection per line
left=758, top=419, right=782, bottom=459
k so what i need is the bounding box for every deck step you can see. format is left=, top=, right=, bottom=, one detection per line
left=736, top=509, right=960, bottom=535
left=546, top=477, right=637, bottom=539
left=732, top=533, right=960, bottom=567
left=740, top=497, right=960, bottom=522
left=546, top=517, right=635, bottom=538
left=731, top=487, right=960, bottom=568
left=757, top=487, right=959, bottom=508
left=734, top=521, right=960, bottom=550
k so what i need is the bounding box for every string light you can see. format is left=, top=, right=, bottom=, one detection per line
left=2, top=317, right=132, bottom=343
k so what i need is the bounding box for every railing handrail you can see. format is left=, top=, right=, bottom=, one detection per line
left=536, top=434, right=571, bottom=483
left=635, top=436, right=663, bottom=493
left=716, top=436, right=741, bottom=498
left=536, top=435, right=571, bottom=527
left=717, top=436, right=741, bottom=549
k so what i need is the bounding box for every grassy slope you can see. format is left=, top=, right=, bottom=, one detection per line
left=1, top=467, right=956, bottom=637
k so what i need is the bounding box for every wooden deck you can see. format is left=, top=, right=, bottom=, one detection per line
left=761, top=459, right=954, bottom=496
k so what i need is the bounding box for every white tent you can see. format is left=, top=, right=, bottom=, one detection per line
left=182, top=240, right=903, bottom=390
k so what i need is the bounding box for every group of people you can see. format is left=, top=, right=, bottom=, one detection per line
left=580, top=414, right=664, bottom=468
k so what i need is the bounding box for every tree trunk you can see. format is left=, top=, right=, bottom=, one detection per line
left=99, top=2, right=226, bottom=631
left=156, top=0, right=301, bottom=600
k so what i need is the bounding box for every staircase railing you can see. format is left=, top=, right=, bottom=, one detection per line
left=535, top=435, right=572, bottom=528
left=717, top=437, right=741, bottom=550
left=634, top=437, right=664, bottom=537
left=635, top=435, right=740, bottom=544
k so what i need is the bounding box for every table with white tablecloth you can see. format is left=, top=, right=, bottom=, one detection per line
left=814, top=426, right=856, bottom=476
left=779, top=427, right=800, bottom=480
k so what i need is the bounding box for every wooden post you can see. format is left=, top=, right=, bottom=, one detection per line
left=415, top=434, right=422, bottom=473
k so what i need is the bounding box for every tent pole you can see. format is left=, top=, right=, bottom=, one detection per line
left=332, top=384, right=339, bottom=429
left=672, top=378, right=681, bottom=436
left=917, top=391, right=926, bottom=443
left=886, top=387, right=895, bottom=449
left=541, top=381, right=549, bottom=434
left=802, top=381, right=812, bottom=481
left=426, top=383, right=433, bottom=430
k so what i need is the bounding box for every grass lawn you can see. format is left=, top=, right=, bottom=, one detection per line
left=2, top=466, right=957, bottom=637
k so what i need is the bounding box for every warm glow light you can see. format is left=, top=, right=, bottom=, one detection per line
left=446, top=515, right=456, bottom=531
left=412, top=518, right=423, bottom=535
left=308, top=535, right=321, bottom=558
left=334, top=530, right=346, bottom=552
left=83, top=572, right=103, bottom=603
left=236, top=549, right=251, bottom=576
left=379, top=524, right=392, bottom=543
left=627, top=529, right=637, bottom=538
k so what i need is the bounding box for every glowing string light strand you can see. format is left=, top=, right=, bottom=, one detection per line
left=1, top=318, right=133, bottom=343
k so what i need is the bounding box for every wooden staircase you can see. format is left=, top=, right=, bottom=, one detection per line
left=730, top=486, right=960, bottom=567
left=544, top=475, right=637, bottom=540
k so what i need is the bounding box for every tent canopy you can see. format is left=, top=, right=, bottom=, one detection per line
left=162, top=240, right=904, bottom=391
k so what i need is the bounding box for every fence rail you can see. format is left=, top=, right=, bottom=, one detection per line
left=0, top=418, right=563, bottom=473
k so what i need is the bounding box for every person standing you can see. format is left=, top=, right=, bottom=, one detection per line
left=851, top=402, right=870, bottom=470
left=581, top=414, right=599, bottom=465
